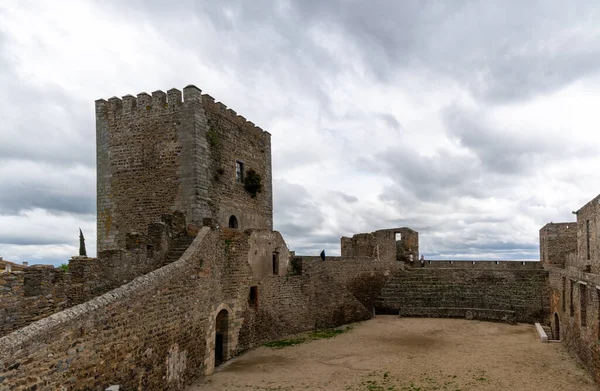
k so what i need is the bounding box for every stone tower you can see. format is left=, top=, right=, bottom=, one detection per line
left=96, top=85, right=273, bottom=253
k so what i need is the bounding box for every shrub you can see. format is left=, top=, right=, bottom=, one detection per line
left=243, top=169, right=262, bottom=198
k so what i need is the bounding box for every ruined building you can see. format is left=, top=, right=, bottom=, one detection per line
left=541, top=194, right=600, bottom=384
left=0, top=84, right=553, bottom=391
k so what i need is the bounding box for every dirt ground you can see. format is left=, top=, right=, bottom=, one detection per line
left=187, top=316, right=597, bottom=391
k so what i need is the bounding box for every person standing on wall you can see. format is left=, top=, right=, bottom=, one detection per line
left=420, top=254, right=425, bottom=268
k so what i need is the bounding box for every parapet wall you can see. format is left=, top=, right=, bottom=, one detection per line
left=298, top=257, right=549, bottom=323
left=0, top=228, right=371, bottom=391
left=418, top=260, right=545, bottom=269
left=0, top=267, right=70, bottom=337
left=377, top=267, right=549, bottom=323
left=0, top=213, right=190, bottom=337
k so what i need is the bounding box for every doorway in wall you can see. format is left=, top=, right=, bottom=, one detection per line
left=215, top=309, right=229, bottom=367
left=553, top=313, right=560, bottom=340
left=228, top=215, right=238, bottom=228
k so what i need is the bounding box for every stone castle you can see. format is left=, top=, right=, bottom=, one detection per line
left=0, top=84, right=595, bottom=390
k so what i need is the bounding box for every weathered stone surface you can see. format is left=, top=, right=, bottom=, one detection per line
left=341, top=227, right=419, bottom=262
left=0, top=228, right=374, bottom=391
left=96, top=86, right=273, bottom=254
left=542, top=192, right=600, bottom=385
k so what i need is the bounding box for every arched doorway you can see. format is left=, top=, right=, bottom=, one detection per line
left=215, top=309, right=229, bottom=367
left=553, top=313, right=560, bottom=340
left=228, top=215, right=238, bottom=228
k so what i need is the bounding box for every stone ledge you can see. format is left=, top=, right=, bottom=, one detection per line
left=534, top=322, right=548, bottom=343
left=394, top=307, right=517, bottom=324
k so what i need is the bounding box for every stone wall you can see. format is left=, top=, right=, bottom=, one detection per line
left=540, top=222, right=577, bottom=268
left=96, top=85, right=272, bottom=253
left=575, top=194, right=600, bottom=272
left=541, top=192, right=600, bottom=384
left=0, top=267, right=70, bottom=337
left=377, top=266, right=549, bottom=323
left=341, top=227, right=419, bottom=262
left=202, top=95, right=273, bottom=231
left=417, top=260, right=544, bottom=269
left=299, top=257, right=548, bottom=323
left=0, top=228, right=372, bottom=391
left=548, top=267, right=600, bottom=384
left=0, top=213, right=191, bottom=337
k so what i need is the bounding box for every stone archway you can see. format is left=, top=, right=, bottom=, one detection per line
left=228, top=215, right=238, bottom=228
left=214, top=309, right=229, bottom=367
left=553, top=313, right=560, bottom=340
left=205, top=303, right=240, bottom=375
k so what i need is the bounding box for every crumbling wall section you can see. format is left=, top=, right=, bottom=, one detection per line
left=341, top=228, right=419, bottom=262
left=0, top=213, right=190, bottom=337
left=0, top=267, right=70, bottom=337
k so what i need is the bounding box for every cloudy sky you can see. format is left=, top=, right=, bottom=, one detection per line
left=1, top=0, right=600, bottom=266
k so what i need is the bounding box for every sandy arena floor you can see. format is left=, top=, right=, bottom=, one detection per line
left=187, top=316, right=597, bottom=391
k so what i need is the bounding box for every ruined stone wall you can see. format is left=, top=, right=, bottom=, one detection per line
left=540, top=222, right=577, bottom=268
left=0, top=228, right=371, bottom=391
left=376, top=266, right=549, bottom=323
left=96, top=85, right=273, bottom=254
left=0, top=214, right=191, bottom=337
left=0, top=267, right=70, bottom=337
left=202, top=95, right=272, bottom=231
left=300, top=257, right=405, bottom=311
left=299, top=257, right=548, bottom=323
left=548, top=267, right=600, bottom=384
left=341, top=228, right=419, bottom=262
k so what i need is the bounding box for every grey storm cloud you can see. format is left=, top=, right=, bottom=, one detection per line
left=0, top=29, right=94, bottom=167
left=119, top=0, right=600, bottom=104
left=2, top=0, right=600, bottom=264
left=442, top=104, right=598, bottom=175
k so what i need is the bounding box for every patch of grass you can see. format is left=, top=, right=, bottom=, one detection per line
left=264, top=338, right=306, bottom=348
left=265, top=326, right=352, bottom=349
left=58, top=263, right=69, bottom=271
left=308, top=328, right=347, bottom=339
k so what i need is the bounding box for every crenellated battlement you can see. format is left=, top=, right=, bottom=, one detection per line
left=95, top=85, right=204, bottom=117
left=201, top=92, right=269, bottom=140
left=95, top=86, right=270, bottom=141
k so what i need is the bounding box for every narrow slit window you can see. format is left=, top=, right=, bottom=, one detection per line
left=570, top=280, right=574, bottom=317
left=581, top=284, right=587, bottom=326
left=248, top=286, right=258, bottom=309
left=586, top=219, right=591, bottom=260
left=236, top=161, right=244, bottom=183
left=562, top=277, right=566, bottom=312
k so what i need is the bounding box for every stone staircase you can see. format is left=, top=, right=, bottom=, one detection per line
left=163, top=236, right=195, bottom=266
left=541, top=325, right=560, bottom=342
